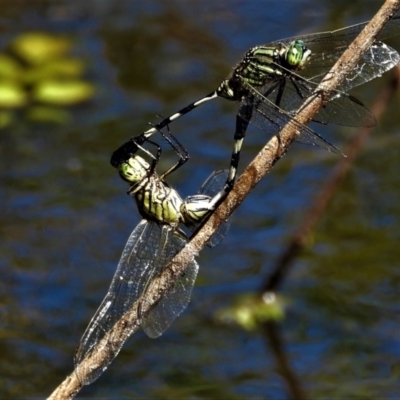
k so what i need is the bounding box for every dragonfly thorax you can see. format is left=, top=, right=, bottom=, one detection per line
left=135, top=177, right=184, bottom=226
left=118, top=156, right=183, bottom=225
left=217, top=41, right=311, bottom=101
left=118, top=155, right=224, bottom=228
left=216, top=45, right=280, bottom=100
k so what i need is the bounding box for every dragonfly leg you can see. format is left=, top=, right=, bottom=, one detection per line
left=206, top=100, right=253, bottom=210
left=155, top=122, right=190, bottom=180
left=110, top=134, right=146, bottom=167
left=131, top=137, right=162, bottom=174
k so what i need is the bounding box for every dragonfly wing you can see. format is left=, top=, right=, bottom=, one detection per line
left=268, top=18, right=400, bottom=86
left=305, top=42, right=400, bottom=91
left=264, top=75, right=376, bottom=127
left=313, top=92, right=376, bottom=127
left=185, top=169, right=231, bottom=248
left=74, top=219, right=162, bottom=385
left=275, top=17, right=400, bottom=78
left=335, top=42, right=400, bottom=92
left=198, top=169, right=229, bottom=196
left=199, top=169, right=231, bottom=247
left=142, top=229, right=199, bottom=338
left=239, top=78, right=342, bottom=154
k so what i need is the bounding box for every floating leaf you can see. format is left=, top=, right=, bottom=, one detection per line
left=0, top=82, right=27, bottom=108
left=32, top=80, right=95, bottom=105
left=215, top=292, right=286, bottom=331
left=10, top=32, right=72, bottom=65
left=24, top=58, right=87, bottom=84
left=0, top=54, right=23, bottom=80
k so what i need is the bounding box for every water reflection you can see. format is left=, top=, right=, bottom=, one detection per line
left=1, top=1, right=400, bottom=398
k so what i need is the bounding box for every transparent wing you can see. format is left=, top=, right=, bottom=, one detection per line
left=198, top=169, right=229, bottom=196
left=249, top=21, right=400, bottom=131
left=309, top=42, right=400, bottom=92
left=74, top=219, right=167, bottom=384
left=277, top=17, right=400, bottom=47
left=200, top=170, right=230, bottom=247
left=259, top=73, right=376, bottom=127
left=141, top=230, right=199, bottom=338
left=239, top=78, right=343, bottom=154
left=273, top=17, right=400, bottom=81
left=143, top=173, right=236, bottom=337
left=184, top=170, right=231, bottom=247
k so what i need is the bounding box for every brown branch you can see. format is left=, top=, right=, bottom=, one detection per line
left=263, top=321, right=306, bottom=400
left=48, top=1, right=400, bottom=398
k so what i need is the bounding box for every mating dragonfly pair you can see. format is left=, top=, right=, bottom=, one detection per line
left=75, top=17, right=400, bottom=385
left=74, top=127, right=230, bottom=384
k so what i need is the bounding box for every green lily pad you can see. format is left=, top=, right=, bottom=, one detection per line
left=0, top=82, right=27, bottom=108
left=32, top=80, right=95, bottom=105
left=24, top=58, right=87, bottom=84
left=10, top=32, right=72, bottom=65
left=215, top=292, right=286, bottom=331
left=0, top=54, right=23, bottom=80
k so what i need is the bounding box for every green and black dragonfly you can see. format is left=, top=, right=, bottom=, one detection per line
left=111, top=17, right=400, bottom=198
left=75, top=129, right=229, bottom=385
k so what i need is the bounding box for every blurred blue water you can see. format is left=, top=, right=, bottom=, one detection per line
left=1, top=0, right=400, bottom=398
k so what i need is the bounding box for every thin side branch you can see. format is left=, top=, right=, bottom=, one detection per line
left=48, top=1, right=400, bottom=398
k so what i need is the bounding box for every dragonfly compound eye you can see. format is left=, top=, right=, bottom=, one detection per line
left=285, top=40, right=308, bottom=68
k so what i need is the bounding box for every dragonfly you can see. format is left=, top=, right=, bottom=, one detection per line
left=74, top=130, right=229, bottom=385
left=111, top=17, right=400, bottom=200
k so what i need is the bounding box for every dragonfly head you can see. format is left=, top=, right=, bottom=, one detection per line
left=118, top=155, right=150, bottom=184
left=285, top=40, right=311, bottom=70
